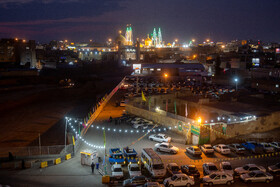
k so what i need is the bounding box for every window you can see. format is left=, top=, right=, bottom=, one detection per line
left=215, top=175, right=220, bottom=180
left=249, top=167, right=259, bottom=171
left=276, top=84, right=279, bottom=88
left=222, top=175, right=226, bottom=179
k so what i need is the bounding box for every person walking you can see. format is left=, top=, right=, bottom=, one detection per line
left=91, top=162, right=95, bottom=174
left=96, top=162, right=99, bottom=171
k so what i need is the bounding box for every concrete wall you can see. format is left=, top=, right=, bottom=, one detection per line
left=126, top=104, right=197, bottom=144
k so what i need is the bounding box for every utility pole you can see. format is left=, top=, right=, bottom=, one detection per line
left=39, top=133, right=41, bottom=155
left=65, top=118, right=68, bottom=153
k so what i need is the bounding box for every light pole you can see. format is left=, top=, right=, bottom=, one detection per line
left=234, top=78, right=238, bottom=91
left=65, top=117, right=68, bottom=153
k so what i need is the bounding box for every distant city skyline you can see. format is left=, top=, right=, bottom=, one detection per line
left=0, top=0, right=280, bottom=43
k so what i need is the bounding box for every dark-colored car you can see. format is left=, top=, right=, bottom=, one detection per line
left=181, top=165, right=200, bottom=178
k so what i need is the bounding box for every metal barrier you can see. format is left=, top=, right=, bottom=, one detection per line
left=0, top=144, right=73, bottom=158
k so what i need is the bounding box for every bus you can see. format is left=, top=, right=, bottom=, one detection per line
left=141, top=148, right=165, bottom=178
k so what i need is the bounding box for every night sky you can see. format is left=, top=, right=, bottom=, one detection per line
left=0, top=0, right=279, bottom=43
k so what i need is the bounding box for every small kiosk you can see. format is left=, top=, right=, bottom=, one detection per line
left=80, top=150, right=98, bottom=166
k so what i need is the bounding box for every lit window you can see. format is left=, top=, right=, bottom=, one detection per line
left=157, top=68, right=161, bottom=71
left=256, top=83, right=258, bottom=86
left=276, top=84, right=279, bottom=88
left=150, top=68, right=154, bottom=71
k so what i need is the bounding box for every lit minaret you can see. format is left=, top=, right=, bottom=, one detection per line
left=152, top=28, right=157, bottom=46
left=158, top=28, right=162, bottom=46
left=125, top=24, right=133, bottom=45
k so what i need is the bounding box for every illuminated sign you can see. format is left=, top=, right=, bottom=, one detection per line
left=276, top=48, right=280, bottom=54
left=133, top=64, right=141, bottom=70
left=252, top=58, right=260, bottom=67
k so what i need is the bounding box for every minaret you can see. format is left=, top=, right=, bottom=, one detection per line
left=158, top=28, right=162, bottom=46
left=152, top=28, right=157, bottom=46
left=125, top=24, right=133, bottom=45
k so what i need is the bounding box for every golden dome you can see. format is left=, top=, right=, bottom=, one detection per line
left=115, top=34, right=127, bottom=45
left=145, top=34, right=152, bottom=46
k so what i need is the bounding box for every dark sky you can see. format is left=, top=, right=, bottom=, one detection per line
left=0, top=0, right=279, bottom=43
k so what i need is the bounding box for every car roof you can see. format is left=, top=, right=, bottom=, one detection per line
left=113, top=164, right=122, bottom=168
left=204, top=162, right=216, bottom=166
left=173, top=173, right=187, bottom=177
left=221, top=162, right=231, bottom=165
left=192, top=146, right=199, bottom=149
left=250, top=170, right=264, bottom=174
left=129, top=163, right=139, bottom=167
left=245, top=164, right=257, bottom=167
left=157, top=133, right=166, bottom=136
left=160, top=142, right=169, bottom=146
left=204, top=144, right=212, bottom=146
left=210, top=171, right=228, bottom=175
left=168, top=163, right=179, bottom=166
left=217, top=144, right=226, bottom=146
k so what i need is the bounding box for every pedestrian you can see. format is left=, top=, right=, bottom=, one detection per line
left=91, top=162, right=95, bottom=174
left=96, top=162, right=99, bottom=170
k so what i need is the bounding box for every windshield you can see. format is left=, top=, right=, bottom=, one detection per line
left=153, top=164, right=164, bottom=170
left=210, top=174, right=217, bottom=179
left=172, top=166, right=180, bottom=171
left=131, top=167, right=140, bottom=171
left=243, top=165, right=249, bottom=170
left=264, top=144, right=271, bottom=148
left=194, top=148, right=200, bottom=151
left=209, top=166, right=218, bottom=171
left=163, top=135, right=168, bottom=139
left=222, top=146, right=229, bottom=149
left=189, top=166, right=197, bottom=171
left=114, top=168, right=122, bottom=172
left=168, top=144, right=174, bottom=148
left=171, top=175, right=178, bottom=181
left=223, top=165, right=232, bottom=170
left=205, top=146, right=212, bottom=149
left=249, top=172, right=256, bottom=177
left=236, top=145, right=242, bottom=149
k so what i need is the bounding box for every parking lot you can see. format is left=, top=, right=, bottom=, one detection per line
left=77, top=86, right=280, bottom=186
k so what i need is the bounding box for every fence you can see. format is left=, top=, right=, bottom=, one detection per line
left=0, top=144, right=73, bottom=158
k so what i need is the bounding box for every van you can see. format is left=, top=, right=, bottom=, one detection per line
left=141, top=148, right=165, bottom=178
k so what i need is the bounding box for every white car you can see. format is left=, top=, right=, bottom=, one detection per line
left=163, top=173, right=195, bottom=187
left=228, top=144, right=246, bottom=154
left=186, top=146, right=202, bottom=156
left=128, top=163, right=141, bottom=178
left=132, top=121, right=148, bottom=129
left=260, top=143, right=274, bottom=153
left=220, top=162, right=234, bottom=176
left=201, top=172, right=234, bottom=186
left=213, top=144, right=231, bottom=154
left=200, top=144, right=214, bottom=154
left=155, top=142, right=179, bottom=154
left=149, top=133, right=171, bottom=143
left=203, top=162, right=219, bottom=176
left=240, top=170, right=273, bottom=183
left=111, top=164, right=124, bottom=179
left=234, top=164, right=266, bottom=176
left=269, top=142, right=280, bottom=151
left=131, top=117, right=143, bottom=123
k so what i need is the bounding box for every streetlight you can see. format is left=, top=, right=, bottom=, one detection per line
left=192, top=39, right=195, bottom=43
left=175, top=39, right=178, bottom=43
left=197, top=117, right=202, bottom=124
left=164, top=73, right=168, bottom=78
left=234, top=78, right=238, bottom=91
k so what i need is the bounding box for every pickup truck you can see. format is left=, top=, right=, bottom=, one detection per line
left=109, top=148, right=125, bottom=165
left=123, top=147, right=138, bottom=163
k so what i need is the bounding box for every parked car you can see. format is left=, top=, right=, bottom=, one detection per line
left=163, top=173, right=195, bottom=187
left=228, top=144, right=246, bottom=154
left=132, top=121, right=148, bottom=129
left=123, top=175, right=148, bottom=186
left=240, top=170, right=273, bottom=183
left=201, top=172, right=234, bottom=186
left=203, top=162, right=219, bottom=176
left=269, top=142, right=280, bottom=151
left=149, top=133, right=171, bottom=142
left=143, top=182, right=163, bottom=187
left=166, top=163, right=182, bottom=176
left=186, top=146, right=202, bottom=156
left=200, top=144, right=214, bottom=154
left=180, top=165, right=200, bottom=178
left=213, top=144, right=231, bottom=155
left=268, top=162, right=280, bottom=174
left=128, top=163, right=141, bottom=178
left=234, top=164, right=266, bottom=176
left=154, top=142, right=179, bottom=154
left=259, top=143, right=275, bottom=153
left=242, top=141, right=263, bottom=154
left=111, top=164, right=123, bottom=179
left=220, top=162, right=234, bottom=175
